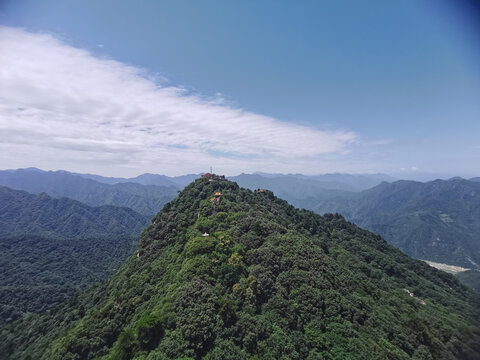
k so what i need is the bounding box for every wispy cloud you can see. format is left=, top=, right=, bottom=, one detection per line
left=0, top=26, right=357, bottom=176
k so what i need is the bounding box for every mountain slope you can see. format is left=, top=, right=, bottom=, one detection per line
left=0, top=169, right=178, bottom=215
left=1, top=177, right=479, bottom=359
left=314, top=179, right=480, bottom=269
left=0, top=186, right=150, bottom=238
left=457, top=270, right=480, bottom=292
left=0, top=187, right=150, bottom=326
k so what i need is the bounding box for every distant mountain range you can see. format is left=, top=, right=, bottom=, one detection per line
left=74, top=169, right=393, bottom=191
left=0, top=168, right=394, bottom=215
left=314, top=178, right=480, bottom=269
left=0, top=168, right=178, bottom=215
left=229, top=173, right=394, bottom=208
left=235, top=172, right=395, bottom=191
left=73, top=171, right=199, bottom=188
left=0, top=186, right=150, bottom=326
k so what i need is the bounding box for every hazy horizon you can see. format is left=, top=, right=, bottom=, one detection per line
left=1, top=166, right=477, bottom=183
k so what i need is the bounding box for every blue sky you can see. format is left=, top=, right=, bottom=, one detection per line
left=0, top=0, right=479, bottom=177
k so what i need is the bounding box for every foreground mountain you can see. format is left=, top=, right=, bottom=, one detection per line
left=315, top=178, right=480, bottom=269
left=0, top=186, right=150, bottom=326
left=2, top=177, right=479, bottom=359
left=0, top=168, right=178, bottom=215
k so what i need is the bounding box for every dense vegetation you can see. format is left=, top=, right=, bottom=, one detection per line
left=0, top=234, right=138, bottom=327
left=2, top=177, right=479, bottom=359
left=0, top=169, right=178, bottom=215
left=457, top=271, right=480, bottom=292
left=0, top=186, right=150, bottom=238
left=315, top=179, right=480, bottom=269
left=0, top=186, right=149, bottom=326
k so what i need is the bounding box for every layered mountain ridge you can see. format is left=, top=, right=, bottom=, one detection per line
left=0, top=186, right=149, bottom=238
left=0, top=169, right=178, bottom=215
left=314, top=178, right=480, bottom=269
left=0, top=186, right=150, bottom=327
left=2, top=176, right=479, bottom=359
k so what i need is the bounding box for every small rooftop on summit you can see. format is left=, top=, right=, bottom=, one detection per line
left=202, top=173, right=227, bottom=181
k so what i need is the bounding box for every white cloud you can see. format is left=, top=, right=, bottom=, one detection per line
left=0, top=26, right=357, bottom=176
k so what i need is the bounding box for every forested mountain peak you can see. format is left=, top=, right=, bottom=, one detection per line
left=2, top=176, right=480, bottom=359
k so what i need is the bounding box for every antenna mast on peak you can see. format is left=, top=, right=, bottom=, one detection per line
left=210, top=166, right=213, bottom=174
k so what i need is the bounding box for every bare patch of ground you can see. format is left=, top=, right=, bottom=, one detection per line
left=423, top=260, right=470, bottom=274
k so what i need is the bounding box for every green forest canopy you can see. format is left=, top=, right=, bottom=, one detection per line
left=1, top=177, right=479, bottom=359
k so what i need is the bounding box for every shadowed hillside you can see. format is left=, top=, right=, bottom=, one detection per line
left=0, top=186, right=150, bottom=327
left=315, top=179, right=480, bottom=269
